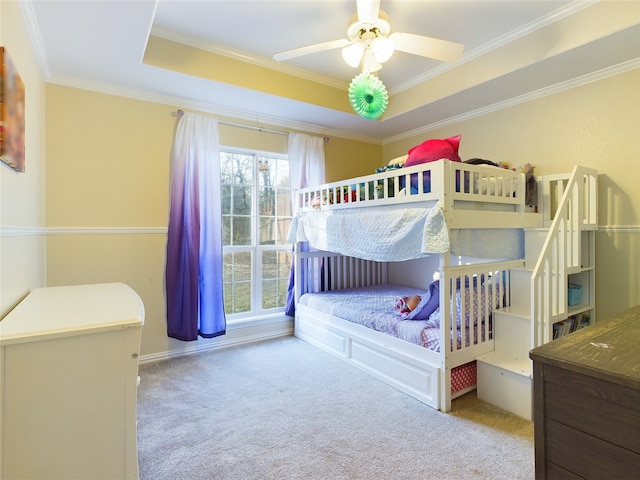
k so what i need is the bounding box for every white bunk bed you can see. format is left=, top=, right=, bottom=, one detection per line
left=289, top=159, right=546, bottom=412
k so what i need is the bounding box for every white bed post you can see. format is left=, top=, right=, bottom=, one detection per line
left=293, top=242, right=304, bottom=303
left=439, top=159, right=454, bottom=412
left=439, top=259, right=453, bottom=412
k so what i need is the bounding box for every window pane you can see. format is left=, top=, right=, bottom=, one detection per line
left=222, top=216, right=231, bottom=246
left=262, top=250, right=291, bottom=281
left=278, top=250, right=292, bottom=277
left=262, top=251, right=276, bottom=279
left=221, top=185, right=232, bottom=214
left=225, top=282, right=251, bottom=314
left=223, top=252, right=233, bottom=283
left=276, top=159, right=290, bottom=189
left=258, top=157, right=274, bottom=187
left=261, top=277, right=290, bottom=310
left=235, top=282, right=252, bottom=312
left=234, top=251, right=252, bottom=281
left=277, top=190, right=291, bottom=217
left=223, top=250, right=252, bottom=314
left=232, top=186, right=252, bottom=215
left=259, top=216, right=277, bottom=245
left=276, top=277, right=288, bottom=307
left=262, top=280, right=277, bottom=309
left=223, top=251, right=252, bottom=282
left=223, top=287, right=233, bottom=314
left=231, top=216, right=251, bottom=245
left=220, top=153, right=233, bottom=184
left=259, top=187, right=275, bottom=215
left=232, top=154, right=253, bottom=186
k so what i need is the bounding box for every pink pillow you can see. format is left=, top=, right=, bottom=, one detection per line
left=406, top=135, right=462, bottom=166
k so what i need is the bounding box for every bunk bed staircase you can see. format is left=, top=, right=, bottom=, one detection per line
left=476, top=166, right=598, bottom=420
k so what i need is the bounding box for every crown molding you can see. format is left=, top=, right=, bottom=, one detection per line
left=19, top=0, right=52, bottom=80
left=383, top=58, right=640, bottom=145
left=389, top=0, right=598, bottom=95
left=150, top=27, right=348, bottom=91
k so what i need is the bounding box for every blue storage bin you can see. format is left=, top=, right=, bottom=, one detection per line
left=568, top=284, right=583, bottom=306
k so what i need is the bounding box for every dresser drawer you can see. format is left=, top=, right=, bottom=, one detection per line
left=546, top=419, right=640, bottom=479
left=543, top=362, right=639, bottom=411
left=543, top=368, right=640, bottom=453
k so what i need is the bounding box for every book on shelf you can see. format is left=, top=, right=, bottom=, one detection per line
left=553, top=313, right=591, bottom=339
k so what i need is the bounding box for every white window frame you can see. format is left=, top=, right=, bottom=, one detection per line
left=220, top=147, right=292, bottom=323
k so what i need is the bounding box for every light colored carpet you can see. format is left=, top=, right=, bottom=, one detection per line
left=137, top=336, right=534, bottom=480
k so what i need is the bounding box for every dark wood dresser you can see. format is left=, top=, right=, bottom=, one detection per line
left=529, top=305, right=640, bottom=479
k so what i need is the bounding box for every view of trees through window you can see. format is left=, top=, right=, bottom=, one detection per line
left=220, top=150, right=292, bottom=317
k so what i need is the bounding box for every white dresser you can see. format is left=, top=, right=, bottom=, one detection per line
left=0, top=283, right=145, bottom=480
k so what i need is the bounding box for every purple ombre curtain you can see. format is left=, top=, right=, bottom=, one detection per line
left=285, top=133, right=325, bottom=316
left=166, top=112, right=226, bottom=341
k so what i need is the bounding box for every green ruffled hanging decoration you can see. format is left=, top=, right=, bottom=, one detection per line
left=348, top=73, right=388, bottom=120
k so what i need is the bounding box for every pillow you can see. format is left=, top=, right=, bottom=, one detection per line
left=405, top=135, right=462, bottom=167
left=405, top=280, right=440, bottom=320
left=401, top=135, right=462, bottom=194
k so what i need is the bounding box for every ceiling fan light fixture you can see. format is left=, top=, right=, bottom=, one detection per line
left=342, top=42, right=365, bottom=67
left=362, top=50, right=382, bottom=74
left=372, top=36, right=394, bottom=63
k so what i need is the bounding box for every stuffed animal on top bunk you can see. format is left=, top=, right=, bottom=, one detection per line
left=310, top=186, right=358, bottom=208
left=400, top=135, right=462, bottom=194
left=518, top=163, right=538, bottom=212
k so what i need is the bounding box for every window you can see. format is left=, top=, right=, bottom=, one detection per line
left=220, top=150, right=292, bottom=318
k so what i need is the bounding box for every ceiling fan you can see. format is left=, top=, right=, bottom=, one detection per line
left=272, top=0, right=464, bottom=74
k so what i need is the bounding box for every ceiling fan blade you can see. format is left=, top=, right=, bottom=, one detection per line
left=390, top=32, right=464, bottom=63
left=356, top=0, right=380, bottom=24
left=273, top=39, right=350, bottom=62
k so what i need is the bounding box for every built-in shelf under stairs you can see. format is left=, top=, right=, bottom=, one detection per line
left=476, top=166, right=598, bottom=421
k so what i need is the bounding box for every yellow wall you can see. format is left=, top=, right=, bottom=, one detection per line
left=4, top=2, right=638, bottom=357
left=0, top=1, right=47, bottom=316
left=44, top=85, right=378, bottom=357
left=384, top=68, right=640, bottom=319
left=324, top=135, right=382, bottom=183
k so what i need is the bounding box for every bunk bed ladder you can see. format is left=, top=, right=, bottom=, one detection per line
left=531, top=165, right=598, bottom=347
left=477, top=165, right=597, bottom=420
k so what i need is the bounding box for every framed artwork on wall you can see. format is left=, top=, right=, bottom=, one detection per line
left=1, top=46, right=26, bottom=173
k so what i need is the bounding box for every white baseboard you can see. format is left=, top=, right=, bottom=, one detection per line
left=139, top=324, right=293, bottom=364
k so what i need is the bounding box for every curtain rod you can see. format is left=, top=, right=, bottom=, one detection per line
left=172, top=109, right=329, bottom=142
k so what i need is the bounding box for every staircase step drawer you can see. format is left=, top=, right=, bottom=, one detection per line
left=477, top=358, right=532, bottom=420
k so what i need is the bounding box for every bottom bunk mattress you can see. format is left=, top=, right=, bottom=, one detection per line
left=298, top=283, right=496, bottom=395
left=298, top=283, right=496, bottom=352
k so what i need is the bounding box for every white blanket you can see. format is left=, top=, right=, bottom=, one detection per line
left=289, top=202, right=449, bottom=262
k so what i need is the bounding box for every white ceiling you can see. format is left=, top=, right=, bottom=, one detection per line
left=22, top=0, right=640, bottom=142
